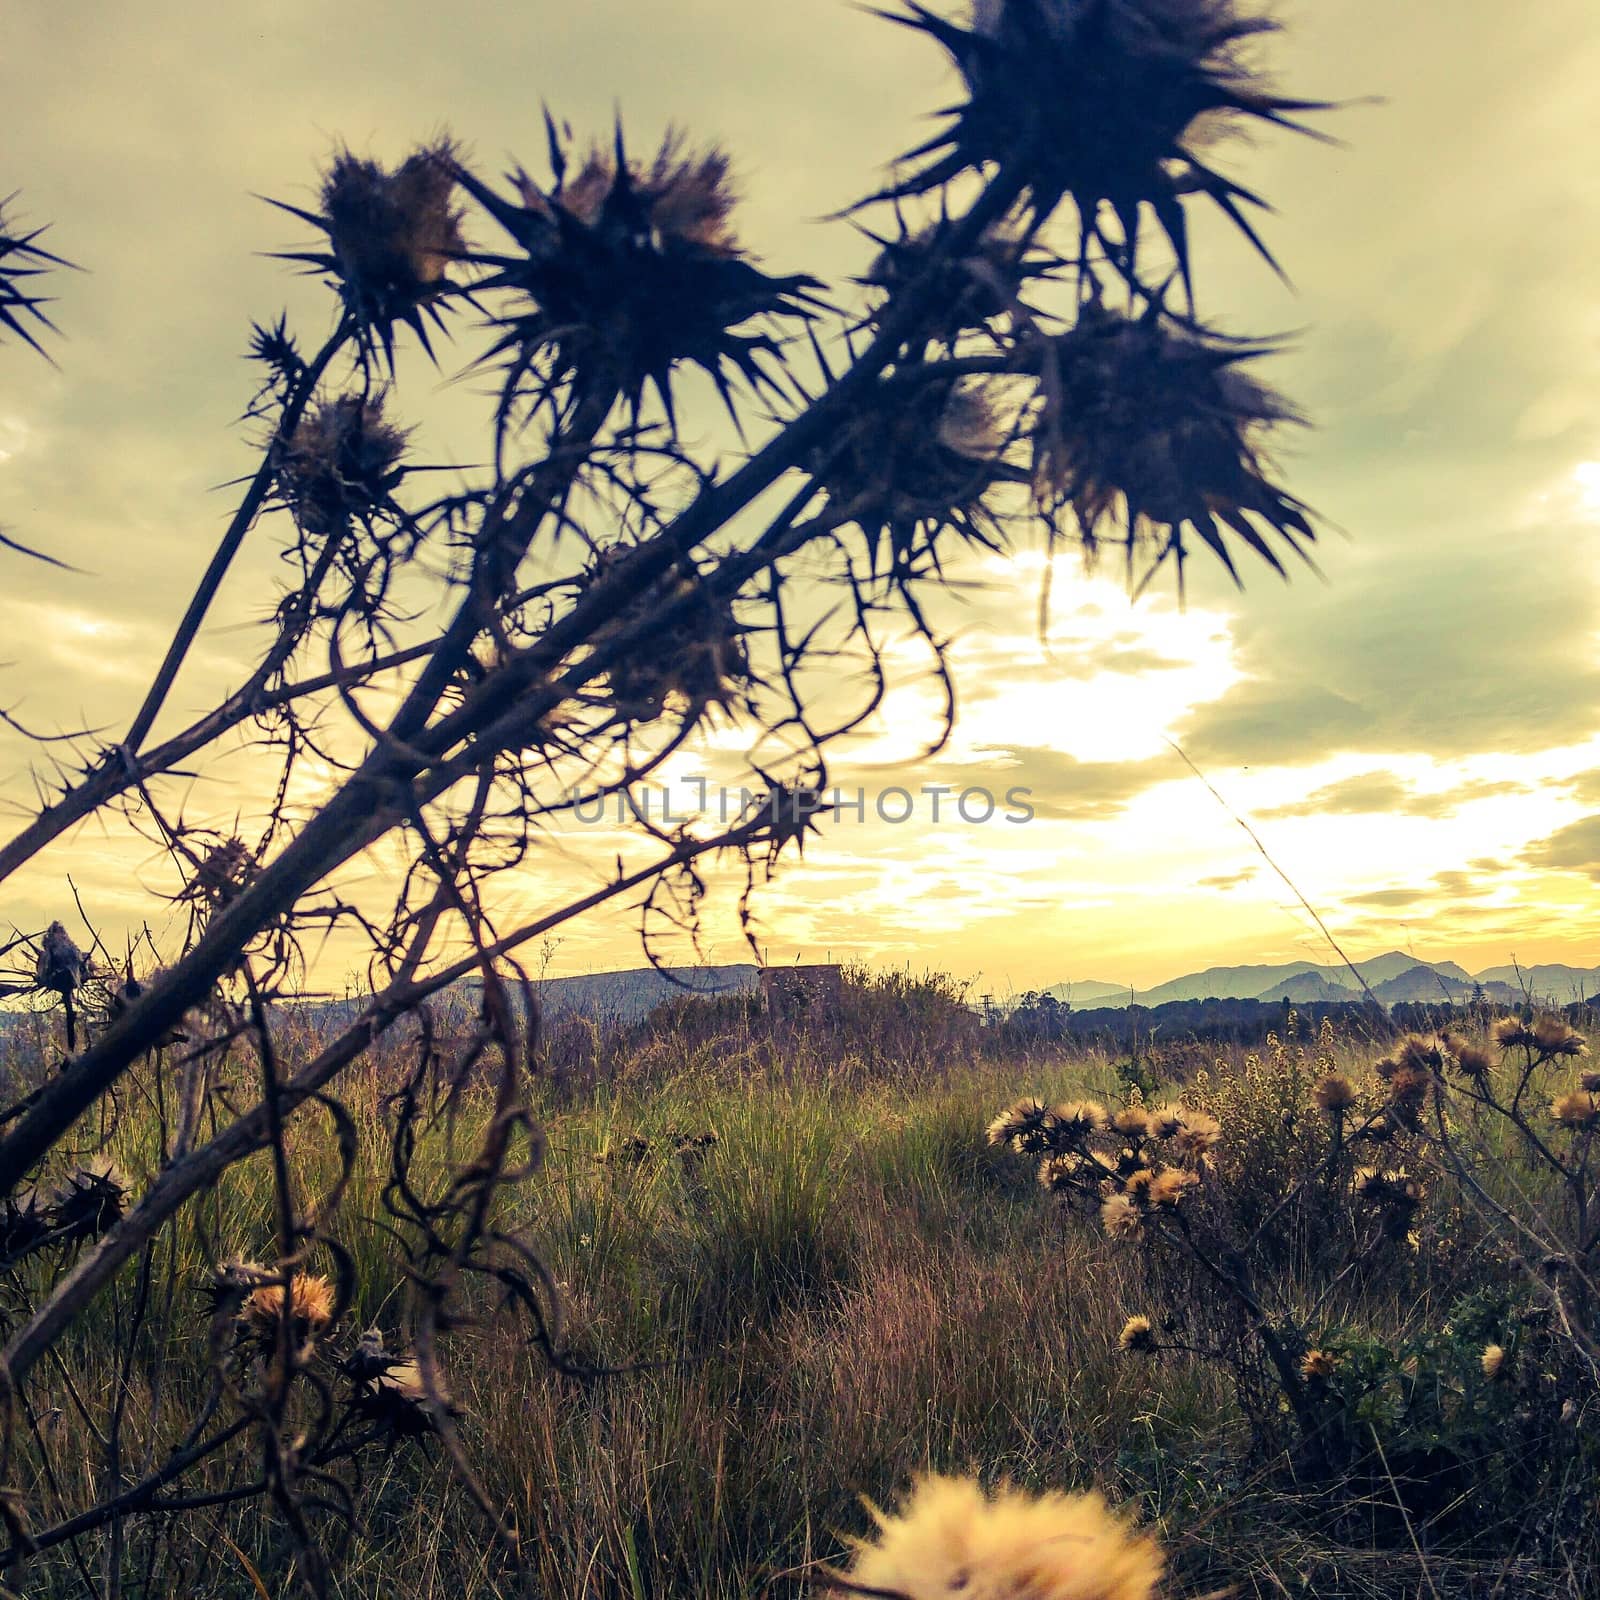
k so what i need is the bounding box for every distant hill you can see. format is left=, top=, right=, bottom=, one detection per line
left=1046, top=950, right=1593, bottom=1011
left=1473, top=964, right=1600, bottom=1002
left=1044, top=979, right=1133, bottom=1005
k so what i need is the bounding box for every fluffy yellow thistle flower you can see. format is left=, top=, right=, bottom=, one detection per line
left=1118, top=1316, right=1157, bottom=1355
left=240, top=1272, right=336, bottom=1351
left=1110, top=1107, right=1151, bottom=1138
left=1100, top=1193, right=1143, bottom=1241
left=1550, top=1091, right=1600, bottom=1129
left=1147, top=1168, right=1196, bottom=1208
left=1480, top=1343, right=1505, bottom=1381
left=1053, top=1100, right=1109, bottom=1138
left=843, top=1474, right=1163, bottom=1600
left=1300, top=1349, right=1337, bottom=1381
left=1312, top=1074, right=1357, bottom=1112
left=1170, top=1109, right=1221, bottom=1160
left=1146, top=1105, right=1185, bottom=1140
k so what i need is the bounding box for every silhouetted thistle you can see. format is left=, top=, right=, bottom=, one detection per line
left=859, top=215, right=1040, bottom=341
left=185, top=837, right=259, bottom=909
left=815, top=376, right=1014, bottom=577
left=461, top=124, right=821, bottom=427
left=0, top=1187, right=49, bottom=1263
left=840, top=1472, right=1163, bottom=1600
left=272, top=140, right=466, bottom=366
left=48, top=1158, right=129, bottom=1246
left=34, top=921, right=89, bottom=998
left=1031, top=302, right=1313, bottom=592
left=0, top=193, right=70, bottom=358
left=873, top=0, right=1327, bottom=289
left=586, top=552, right=751, bottom=725
left=277, top=392, right=409, bottom=538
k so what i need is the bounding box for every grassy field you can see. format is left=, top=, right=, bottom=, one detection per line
left=4, top=978, right=1597, bottom=1599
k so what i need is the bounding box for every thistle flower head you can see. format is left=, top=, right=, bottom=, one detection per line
left=34, top=921, right=90, bottom=997
left=348, top=1330, right=454, bottom=1436
left=583, top=551, right=752, bottom=727
left=49, top=1158, right=129, bottom=1244
left=1550, top=1090, right=1600, bottom=1129
left=843, top=1473, right=1163, bottom=1600
left=1146, top=1104, right=1185, bottom=1139
left=277, top=392, right=408, bottom=538
left=183, top=837, right=259, bottom=910
left=1122, top=1167, right=1158, bottom=1205
left=1493, top=1016, right=1537, bottom=1050
left=1110, top=1106, right=1151, bottom=1138
left=1146, top=1167, right=1196, bottom=1207
left=1453, top=1043, right=1495, bottom=1078
left=1118, top=1315, right=1157, bottom=1354
left=240, top=1272, right=337, bottom=1357
left=816, top=376, right=1013, bottom=578
left=875, top=0, right=1327, bottom=290
left=272, top=140, right=465, bottom=366
left=1031, top=304, right=1312, bottom=594
left=1169, top=1107, right=1221, bottom=1160
left=1581, top=1071, right=1600, bottom=1094
left=463, top=124, right=820, bottom=428
left=859, top=215, right=1040, bottom=340
left=1480, top=1343, right=1505, bottom=1382
left=989, top=1094, right=1062, bottom=1155
left=1300, top=1349, right=1337, bottom=1381
left=1532, top=1017, right=1587, bottom=1059
left=1100, top=1191, right=1143, bottom=1239
left=1053, top=1099, right=1109, bottom=1139
left=1311, top=1074, right=1356, bottom=1113
left=1038, top=1152, right=1083, bottom=1192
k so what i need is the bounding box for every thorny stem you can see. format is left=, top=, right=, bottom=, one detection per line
left=119, top=320, right=350, bottom=756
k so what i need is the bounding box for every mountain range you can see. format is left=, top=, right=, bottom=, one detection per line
left=1045, top=954, right=1600, bottom=1009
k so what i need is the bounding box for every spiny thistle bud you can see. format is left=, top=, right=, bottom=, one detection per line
left=875, top=0, right=1327, bottom=287
left=1118, top=1315, right=1157, bottom=1354
left=0, top=194, right=70, bottom=358
left=0, top=1187, right=49, bottom=1263
left=815, top=377, right=1014, bottom=577
left=1312, top=1074, right=1356, bottom=1112
left=859, top=216, right=1039, bottom=340
left=842, top=1472, right=1163, bottom=1600
left=277, top=392, right=408, bottom=538
left=273, top=140, right=466, bottom=365
left=34, top=921, right=89, bottom=997
left=348, top=1329, right=455, bottom=1437
left=185, top=837, right=259, bottom=909
left=48, top=1158, right=129, bottom=1245
left=1031, top=303, right=1312, bottom=593
left=463, top=124, right=820, bottom=426
left=587, top=555, right=751, bottom=726
left=1550, top=1090, right=1600, bottom=1129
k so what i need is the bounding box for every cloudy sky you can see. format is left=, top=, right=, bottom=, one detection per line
left=2, top=0, right=1598, bottom=994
